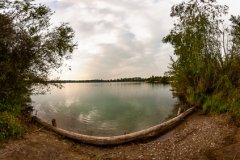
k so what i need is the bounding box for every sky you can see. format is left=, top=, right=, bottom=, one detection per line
left=34, top=0, right=240, bottom=80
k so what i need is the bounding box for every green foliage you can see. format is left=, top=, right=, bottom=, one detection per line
left=75, top=144, right=81, bottom=149
left=186, top=87, right=205, bottom=107
left=203, top=93, right=228, bottom=114
left=0, top=0, right=77, bottom=140
left=163, top=0, right=240, bottom=119
left=146, top=75, right=172, bottom=84
left=0, top=0, right=77, bottom=106
left=96, top=156, right=102, bottom=160
left=0, top=111, right=26, bottom=141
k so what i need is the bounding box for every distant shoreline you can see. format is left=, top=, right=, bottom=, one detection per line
left=47, top=76, right=171, bottom=84
left=47, top=80, right=146, bottom=83
left=46, top=81, right=169, bottom=84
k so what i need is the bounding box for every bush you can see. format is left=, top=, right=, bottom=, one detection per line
left=0, top=111, right=26, bottom=141
left=203, top=93, right=228, bottom=114
left=186, top=87, right=205, bottom=107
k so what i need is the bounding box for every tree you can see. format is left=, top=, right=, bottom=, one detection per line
left=163, top=0, right=240, bottom=119
left=163, top=0, right=228, bottom=96
left=0, top=0, right=77, bottom=140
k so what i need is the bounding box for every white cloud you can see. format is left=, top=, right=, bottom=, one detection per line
left=33, top=0, right=240, bottom=80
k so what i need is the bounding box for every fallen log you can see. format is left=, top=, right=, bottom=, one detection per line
left=32, top=107, right=195, bottom=145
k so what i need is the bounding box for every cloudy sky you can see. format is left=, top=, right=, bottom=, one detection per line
left=34, top=0, right=240, bottom=80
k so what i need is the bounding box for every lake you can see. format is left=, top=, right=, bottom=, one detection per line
left=31, top=82, right=177, bottom=136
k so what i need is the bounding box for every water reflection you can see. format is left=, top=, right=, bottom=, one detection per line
left=32, top=82, right=177, bottom=136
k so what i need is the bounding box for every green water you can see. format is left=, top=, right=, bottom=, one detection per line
left=31, top=82, right=177, bottom=136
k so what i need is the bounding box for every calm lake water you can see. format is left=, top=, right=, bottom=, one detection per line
left=31, top=82, right=177, bottom=136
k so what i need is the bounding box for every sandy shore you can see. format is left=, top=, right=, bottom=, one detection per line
left=0, top=109, right=240, bottom=160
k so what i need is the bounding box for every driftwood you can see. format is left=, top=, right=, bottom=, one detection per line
left=32, top=107, right=195, bottom=145
left=177, top=106, right=184, bottom=116
left=52, top=119, right=57, bottom=127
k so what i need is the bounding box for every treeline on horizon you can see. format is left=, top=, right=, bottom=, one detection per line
left=48, top=76, right=172, bottom=84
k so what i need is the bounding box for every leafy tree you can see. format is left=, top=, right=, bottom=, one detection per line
left=163, top=0, right=240, bottom=120
left=146, top=75, right=170, bottom=84
left=0, top=0, right=77, bottom=139
left=160, top=76, right=169, bottom=84
left=163, top=0, right=228, bottom=96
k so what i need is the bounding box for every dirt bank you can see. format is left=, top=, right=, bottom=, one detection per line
left=0, top=109, right=240, bottom=160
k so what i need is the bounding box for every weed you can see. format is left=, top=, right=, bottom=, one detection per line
left=76, top=144, right=81, bottom=149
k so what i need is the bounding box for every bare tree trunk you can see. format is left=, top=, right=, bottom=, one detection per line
left=32, top=107, right=195, bottom=146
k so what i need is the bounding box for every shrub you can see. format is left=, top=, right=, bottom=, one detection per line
left=0, top=111, right=26, bottom=141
